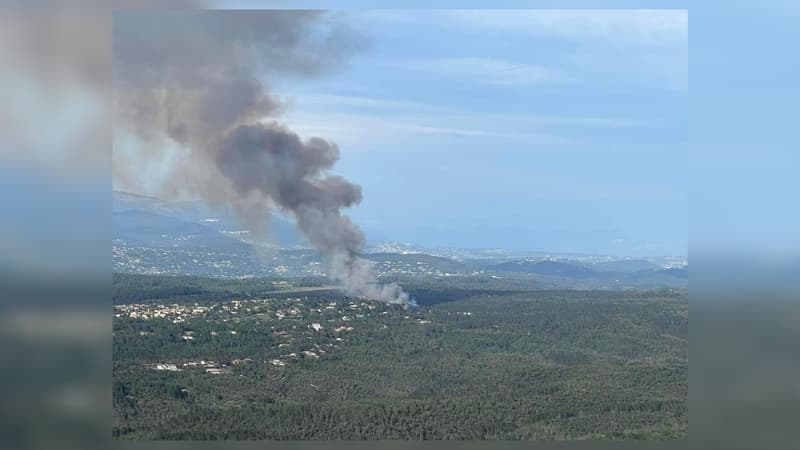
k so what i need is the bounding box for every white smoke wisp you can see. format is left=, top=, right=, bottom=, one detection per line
left=328, top=251, right=410, bottom=305
left=112, top=10, right=410, bottom=304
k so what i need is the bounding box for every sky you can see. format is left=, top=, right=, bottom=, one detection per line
left=114, top=8, right=688, bottom=257
left=271, top=10, right=688, bottom=256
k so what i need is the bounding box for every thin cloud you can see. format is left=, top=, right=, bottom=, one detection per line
left=446, top=10, right=688, bottom=47
left=387, top=57, right=571, bottom=86
left=286, top=93, right=452, bottom=113
left=282, top=112, right=517, bottom=144
left=284, top=92, right=651, bottom=130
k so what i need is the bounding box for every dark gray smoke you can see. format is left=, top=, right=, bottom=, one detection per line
left=112, top=10, right=409, bottom=304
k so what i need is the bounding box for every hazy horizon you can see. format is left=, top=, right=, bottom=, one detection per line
left=113, top=188, right=687, bottom=259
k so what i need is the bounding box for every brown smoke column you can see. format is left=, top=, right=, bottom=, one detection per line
left=112, top=10, right=409, bottom=304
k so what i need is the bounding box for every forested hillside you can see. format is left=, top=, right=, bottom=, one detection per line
left=113, top=275, right=687, bottom=440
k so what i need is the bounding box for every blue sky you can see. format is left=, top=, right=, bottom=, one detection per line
left=113, top=7, right=689, bottom=257
left=266, top=10, right=688, bottom=256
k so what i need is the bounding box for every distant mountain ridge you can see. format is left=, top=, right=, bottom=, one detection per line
left=113, top=209, right=245, bottom=249
left=366, top=252, right=473, bottom=275
left=490, top=260, right=597, bottom=278
left=486, top=257, right=687, bottom=287
left=113, top=190, right=307, bottom=248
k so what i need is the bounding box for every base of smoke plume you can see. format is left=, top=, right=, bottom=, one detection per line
left=327, top=252, right=412, bottom=304
left=339, top=281, right=416, bottom=306
left=342, top=288, right=418, bottom=307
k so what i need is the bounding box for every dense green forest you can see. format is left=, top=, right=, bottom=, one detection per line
left=113, top=274, right=687, bottom=440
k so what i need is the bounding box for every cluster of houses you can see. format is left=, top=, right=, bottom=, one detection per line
left=148, top=358, right=254, bottom=375
left=123, top=296, right=437, bottom=376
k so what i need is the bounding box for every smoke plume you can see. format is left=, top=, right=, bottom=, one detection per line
left=113, top=10, right=409, bottom=304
